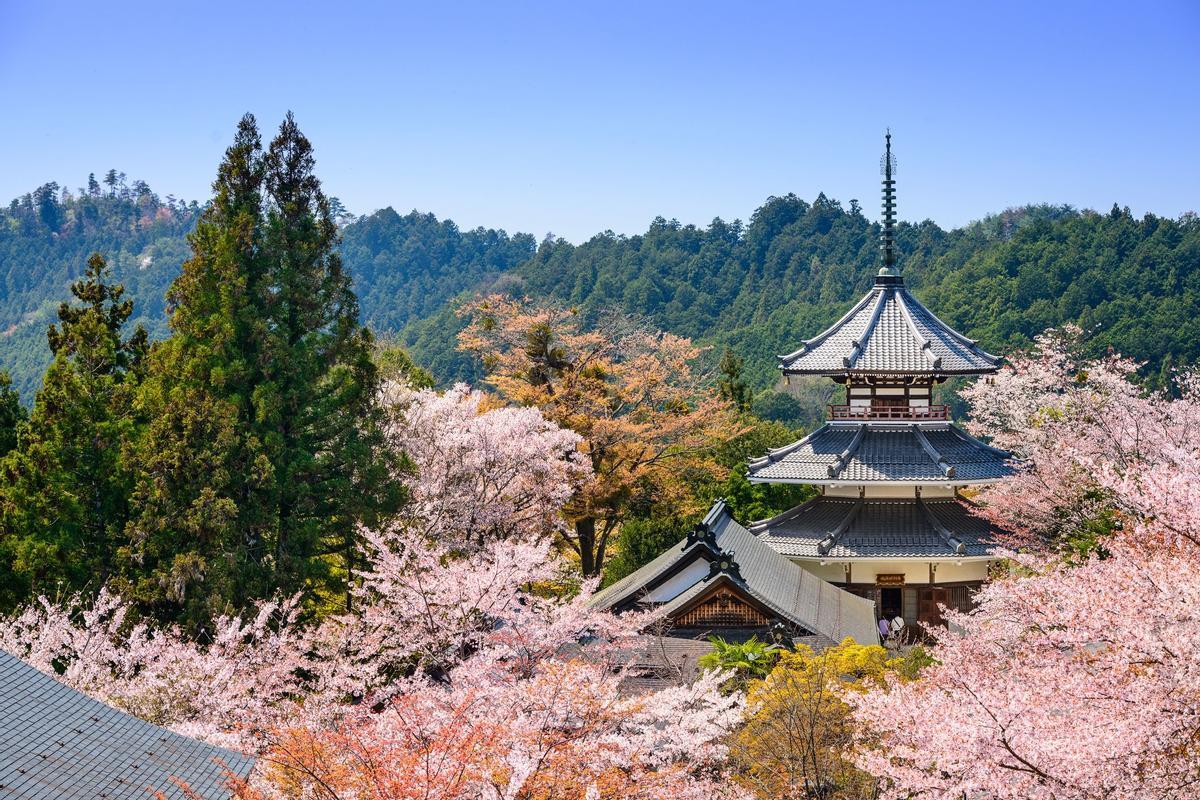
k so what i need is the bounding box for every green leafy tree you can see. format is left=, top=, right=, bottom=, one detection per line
left=374, top=338, right=435, bottom=389
left=699, top=635, right=780, bottom=691
left=0, top=254, right=146, bottom=607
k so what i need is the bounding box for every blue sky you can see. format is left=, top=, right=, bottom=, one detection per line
left=1, top=0, right=1196, bottom=241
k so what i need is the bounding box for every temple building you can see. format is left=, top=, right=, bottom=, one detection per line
left=745, top=132, right=1012, bottom=633
left=592, top=500, right=880, bottom=649
left=596, top=133, right=1012, bottom=647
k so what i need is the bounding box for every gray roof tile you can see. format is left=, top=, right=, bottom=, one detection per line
left=591, top=501, right=880, bottom=646
left=778, top=279, right=1002, bottom=376
left=747, top=422, right=1014, bottom=484
left=0, top=650, right=254, bottom=800
left=751, top=496, right=1002, bottom=558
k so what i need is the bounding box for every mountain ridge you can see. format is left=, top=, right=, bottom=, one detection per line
left=2, top=177, right=1197, bottom=400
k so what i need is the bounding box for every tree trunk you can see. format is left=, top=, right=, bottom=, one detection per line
left=576, top=516, right=598, bottom=576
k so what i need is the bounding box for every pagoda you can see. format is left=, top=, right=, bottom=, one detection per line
left=744, top=132, right=1013, bottom=633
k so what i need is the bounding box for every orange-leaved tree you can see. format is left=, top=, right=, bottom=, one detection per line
left=459, top=295, right=742, bottom=575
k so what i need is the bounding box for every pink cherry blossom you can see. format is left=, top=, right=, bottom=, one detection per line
left=854, top=330, right=1200, bottom=799
left=381, top=381, right=590, bottom=546
left=2, top=381, right=745, bottom=798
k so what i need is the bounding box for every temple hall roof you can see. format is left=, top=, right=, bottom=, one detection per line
left=746, top=422, right=1014, bottom=485
left=0, top=650, right=254, bottom=800
left=778, top=275, right=1002, bottom=377
left=750, top=496, right=1002, bottom=559
left=590, top=500, right=880, bottom=646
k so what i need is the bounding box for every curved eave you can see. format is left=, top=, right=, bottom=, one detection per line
left=779, top=365, right=1002, bottom=378
left=789, top=554, right=997, bottom=562
left=746, top=475, right=1003, bottom=487
left=775, top=282, right=1004, bottom=376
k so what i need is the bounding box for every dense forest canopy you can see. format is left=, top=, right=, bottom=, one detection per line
left=2, top=177, right=1198, bottom=399
left=436, top=195, right=1199, bottom=389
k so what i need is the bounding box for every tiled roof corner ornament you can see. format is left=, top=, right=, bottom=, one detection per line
left=685, top=520, right=718, bottom=548
left=707, top=551, right=744, bottom=582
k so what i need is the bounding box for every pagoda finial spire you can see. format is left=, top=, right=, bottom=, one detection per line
left=880, top=129, right=898, bottom=275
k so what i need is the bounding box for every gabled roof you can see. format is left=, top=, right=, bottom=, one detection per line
left=0, top=650, right=254, bottom=800
left=778, top=275, right=1002, bottom=376
left=746, top=422, right=1013, bottom=485
left=750, top=496, right=1003, bottom=559
left=591, top=500, right=879, bottom=646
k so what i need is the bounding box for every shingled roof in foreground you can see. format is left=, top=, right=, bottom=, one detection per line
left=778, top=275, right=1002, bottom=376
left=0, top=650, right=254, bottom=800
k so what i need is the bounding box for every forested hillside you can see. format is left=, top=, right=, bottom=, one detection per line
left=404, top=195, right=1200, bottom=388
left=3, top=178, right=1198, bottom=399
left=0, top=186, right=533, bottom=398
left=0, top=175, right=199, bottom=397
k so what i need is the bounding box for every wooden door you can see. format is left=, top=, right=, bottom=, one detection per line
left=918, top=587, right=949, bottom=627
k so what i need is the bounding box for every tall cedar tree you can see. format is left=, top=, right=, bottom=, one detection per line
left=129, top=114, right=401, bottom=627
left=127, top=116, right=275, bottom=625
left=0, top=371, right=24, bottom=457
left=717, top=347, right=752, bottom=411
left=258, top=114, right=402, bottom=610
left=0, top=255, right=146, bottom=608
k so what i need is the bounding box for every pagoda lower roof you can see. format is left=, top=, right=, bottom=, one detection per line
left=747, top=421, right=1014, bottom=485
left=778, top=275, right=1002, bottom=376
left=750, top=496, right=1002, bottom=559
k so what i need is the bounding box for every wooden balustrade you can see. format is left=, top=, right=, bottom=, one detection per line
left=828, top=404, right=949, bottom=421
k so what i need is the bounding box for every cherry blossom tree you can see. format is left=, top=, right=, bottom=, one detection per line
left=381, top=382, right=590, bottom=546
left=240, top=604, right=745, bottom=800
left=959, top=325, right=1194, bottom=551
left=852, top=331, right=1200, bottom=799
left=459, top=296, right=743, bottom=575
left=2, top=377, right=747, bottom=798
left=0, top=588, right=309, bottom=749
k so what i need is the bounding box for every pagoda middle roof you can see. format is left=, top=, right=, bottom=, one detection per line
left=746, top=421, right=1014, bottom=485
left=779, top=275, right=1002, bottom=376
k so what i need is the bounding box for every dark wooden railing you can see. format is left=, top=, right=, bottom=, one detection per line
left=828, top=404, right=949, bottom=421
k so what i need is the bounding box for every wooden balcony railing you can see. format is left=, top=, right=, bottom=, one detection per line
left=828, top=404, right=949, bottom=421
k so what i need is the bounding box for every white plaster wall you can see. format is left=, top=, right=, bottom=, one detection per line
left=642, top=558, right=710, bottom=602
left=792, top=558, right=991, bottom=585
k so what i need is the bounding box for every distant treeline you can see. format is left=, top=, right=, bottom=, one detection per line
left=402, top=196, right=1200, bottom=390
left=3, top=174, right=1198, bottom=400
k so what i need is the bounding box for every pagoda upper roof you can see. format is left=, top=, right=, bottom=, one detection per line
left=590, top=500, right=879, bottom=646
left=750, top=496, right=1003, bottom=559
left=778, top=274, right=1002, bottom=376
left=746, top=421, right=1014, bottom=485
